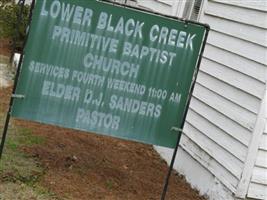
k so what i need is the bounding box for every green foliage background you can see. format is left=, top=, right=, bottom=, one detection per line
left=0, top=0, right=30, bottom=51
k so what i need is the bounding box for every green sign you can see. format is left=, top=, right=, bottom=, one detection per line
left=11, top=0, right=208, bottom=148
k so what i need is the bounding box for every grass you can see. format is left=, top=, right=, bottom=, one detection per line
left=106, top=179, right=114, bottom=190
left=0, top=112, right=59, bottom=200
left=0, top=55, right=60, bottom=199
left=0, top=182, right=59, bottom=200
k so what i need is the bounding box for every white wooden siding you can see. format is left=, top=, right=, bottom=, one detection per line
left=211, top=0, right=267, bottom=12
left=247, top=92, right=267, bottom=200
left=202, top=15, right=267, bottom=47
left=248, top=183, right=267, bottom=200
left=259, top=134, right=267, bottom=151
left=112, top=0, right=174, bottom=12
left=207, top=30, right=266, bottom=65
left=203, top=44, right=266, bottom=83
left=197, top=71, right=260, bottom=114
left=204, top=1, right=267, bottom=29
left=180, top=0, right=267, bottom=199
left=248, top=161, right=267, bottom=199
left=180, top=134, right=239, bottom=192
left=251, top=167, right=267, bottom=185
left=113, top=0, right=184, bottom=17
left=136, top=0, right=187, bottom=17
left=193, top=83, right=257, bottom=130
left=135, top=0, right=174, bottom=14
left=200, top=58, right=264, bottom=99
left=137, top=0, right=170, bottom=13
left=123, top=0, right=267, bottom=199
left=186, top=109, right=247, bottom=162
left=256, top=150, right=267, bottom=168
left=190, top=97, right=252, bottom=146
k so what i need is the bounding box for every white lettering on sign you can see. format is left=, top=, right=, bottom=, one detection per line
left=169, top=92, right=181, bottom=103
left=35, top=0, right=202, bottom=137
left=43, top=1, right=198, bottom=52
left=52, top=26, right=121, bottom=53
left=107, top=78, right=146, bottom=96
left=109, top=95, right=162, bottom=118
left=83, top=90, right=103, bottom=106
left=76, top=108, right=120, bottom=130
left=52, top=26, right=89, bottom=46
left=29, top=61, right=69, bottom=79
left=97, top=12, right=144, bottom=39
left=41, top=0, right=93, bottom=26
left=149, top=25, right=196, bottom=51
left=83, top=53, right=140, bottom=78
left=122, top=42, right=176, bottom=66
left=148, top=87, right=168, bottom=100
left=71, top=70, right=105, bottom=87
left=42, top=80, right=80, bottom=102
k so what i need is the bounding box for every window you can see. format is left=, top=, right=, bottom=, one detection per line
left=182, top=0, right=203, bottom=21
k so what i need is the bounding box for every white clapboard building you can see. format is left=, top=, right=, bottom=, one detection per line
left=112, top=0, right=267, bottom=199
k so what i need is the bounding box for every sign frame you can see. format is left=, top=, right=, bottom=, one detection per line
left=12, top=0, right=209, bottom=148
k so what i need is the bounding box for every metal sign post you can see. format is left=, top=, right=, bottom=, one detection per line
left=160, top=26, right=209, bottom=200
left=0, top=0, right=26, bottom=160
left=0, top=0, right=36, bottom=160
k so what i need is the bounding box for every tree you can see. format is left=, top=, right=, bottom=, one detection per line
left=0, top=0, right=30, bottom=52
left=0, top=0, right=15, bottom=7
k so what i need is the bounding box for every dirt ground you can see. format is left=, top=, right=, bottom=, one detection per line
left=0, top=39, right=11, bottom=57
left=0, top=88, right=206, bottom=199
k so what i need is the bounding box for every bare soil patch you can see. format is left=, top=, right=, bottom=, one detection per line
left=0, top=87, right=206, bottom=200
left=0, top=39, right=12, bottom=57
